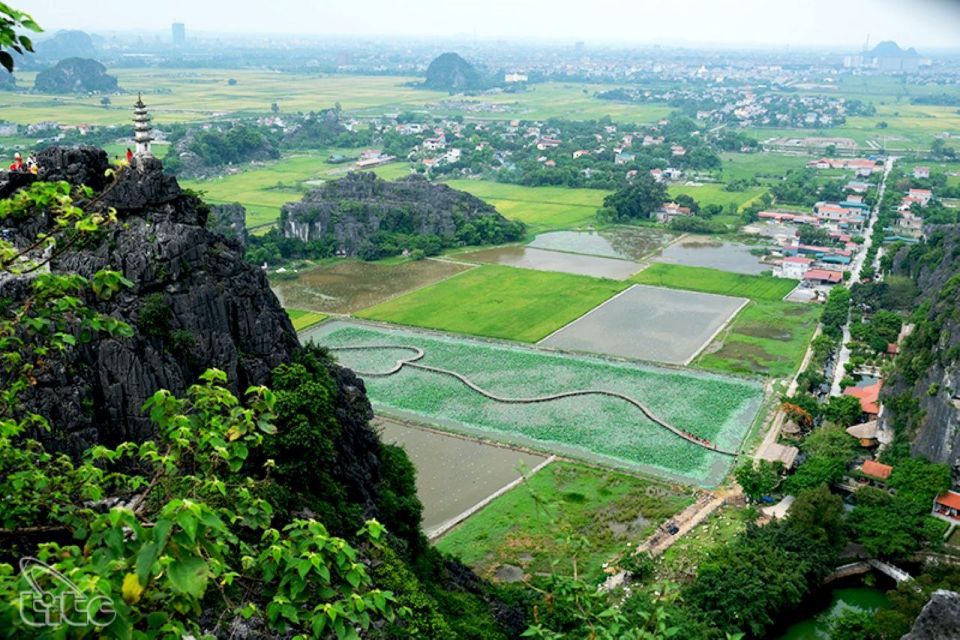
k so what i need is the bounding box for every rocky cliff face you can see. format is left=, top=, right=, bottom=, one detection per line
left=34, top=57, right=118, bottom=93
left=209, top=202, right=248, bottom=246
left=902, top=590, right=960, bottom=640
left=882, top=226, right=960, bottom=468
left=281, top=171, right=509, bottom=254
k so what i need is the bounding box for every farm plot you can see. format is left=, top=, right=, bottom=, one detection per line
left=631, top=263, right=797, bottom=302
left=457, top=246, right=640, bottom=280
left=355, top=264, right=628, bottom=343
left=654, top=236, right=770, bottom=275
left=528, top=227, right=676, bottom=261
left=270, top=258, right=473, bottom=314
left=303, top=320, right=764, bottom=486
left=695, top=300, right=821, bottom=380
left=444, top=181, right=609, bottom=231
left=376, top=418, right=547, bottom=536
left=540, top=284, right=747, bottom=365
left=436, top=461, right=694, bottom=583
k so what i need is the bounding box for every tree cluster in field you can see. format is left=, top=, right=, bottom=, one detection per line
left=163, top=124, right=281, bottom=177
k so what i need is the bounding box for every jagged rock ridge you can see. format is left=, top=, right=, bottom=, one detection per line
left=281, top=171, right=515, bottom=255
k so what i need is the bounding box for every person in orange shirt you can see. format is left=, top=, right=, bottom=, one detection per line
left=126, top=148, right=134, bottom=164
left=8, top=152, right=23, bottom=172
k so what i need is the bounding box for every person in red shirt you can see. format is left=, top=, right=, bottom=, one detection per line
left=126, top=148, right=134, bottom=164
left=8, top=152, right=23, bottom=172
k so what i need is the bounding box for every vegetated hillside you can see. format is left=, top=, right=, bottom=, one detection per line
left=422, top=52, right=484, bottom=91
left=0, top=69, right=13, bottom=90
left=208, top=202, right=248, bottom=245
left=33, top=57, right=118, bottom=93
left=164, top=124, right=280, bottom=178
left=0, top=146, right=520, bottom=638
left=882, top=225, right=960, bottom=468
left=278, top=171, right=524, bottom=259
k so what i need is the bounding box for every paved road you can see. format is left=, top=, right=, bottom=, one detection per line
left=829, top=156, right=896, bottom=396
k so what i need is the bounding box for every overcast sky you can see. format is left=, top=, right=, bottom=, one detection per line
left=22, top=0, right=960, bottom=49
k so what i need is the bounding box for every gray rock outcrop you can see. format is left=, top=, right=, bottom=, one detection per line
left=902, top=590, right=960, bottom=639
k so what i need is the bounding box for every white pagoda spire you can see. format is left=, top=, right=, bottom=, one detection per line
left=133, top=93, right=153, bottom=157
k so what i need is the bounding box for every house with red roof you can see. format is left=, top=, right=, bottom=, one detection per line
left=779, top=256, right=814, bottom=279
left=933, top=491, right=960, bottom=523
left=858, top=460, right=894, bottom=484
left=908, top=188, right=933, bottom=206
left=843, top=380, right=882, bottom=418
left=803, top=269, right=843, bottom=285
left=913, top=166, right=930, bottom=179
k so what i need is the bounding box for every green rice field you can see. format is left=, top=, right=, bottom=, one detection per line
left=286, top=308, right=328, bottom=331
left=444, top=180, right=609, bottom=231
left=304, top=320, right=764, bottom=485
left=437, top=461, right=694, bottom=582
left=695, top=299, right=820, bottom=380
left=631, top=263, right=797, bottom=302
left=355, top=264, right=628, bottom=342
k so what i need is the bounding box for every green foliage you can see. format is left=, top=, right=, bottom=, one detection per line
left=138, top=292, right=172, bottom=337
left=823, top=394, right=865, bottom=428
left=734, top=460, right=782, bottom=502
left=0, top=2, right=40, bottom=73
left=821, top=286, right=851, bottom=340
left=601, top=174, right=667, bottom=221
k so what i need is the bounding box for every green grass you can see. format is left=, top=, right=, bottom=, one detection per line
left=355, top=264, right=628, bottom=342
left=719, top=152, right=811, bottom=183
left=444, top=180, right=608, bottom=231
left=695, top=299, right=820, bottom=380
left=667, top=183, right=767, bottom=213
left=631, top=264, right=797, bottom=302
left=286, top=308, right=328, bottom=331
left=436, top=462, right=694, bottom=582
left=313, top=321, right=763, bottom=485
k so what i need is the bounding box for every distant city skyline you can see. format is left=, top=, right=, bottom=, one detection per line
left=21, top=0, right=960, bottom=50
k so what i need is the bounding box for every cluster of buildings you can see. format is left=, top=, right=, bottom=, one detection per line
left=890, top=166, right=936, bottom=240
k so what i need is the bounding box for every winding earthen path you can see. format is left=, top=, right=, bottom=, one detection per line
left=328, top=344, right=737, bottom=456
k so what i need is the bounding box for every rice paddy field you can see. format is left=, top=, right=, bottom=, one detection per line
left=527, top=227, right=677, bottom=260
left=303, top=320, right=765, bottom=485
left=355, top=264, right=629, bottom=343
left=539, top=284, right=747, bottom=365
left=456, top=245, right=640, bottom=280
left=270, top=258, right=473, bottom=314
left=695, top=299, right=821, bottom=380
left=436, top=461, right=694, bottom=582
left=443, top=180, right=609, bottom=231
left=719, top=152, right=812, bottom=183
left=653, top=236, right=770, bottom=275
left=285, top=308, right=328, bottom=331
left=631, top=263, right=797, bottom=302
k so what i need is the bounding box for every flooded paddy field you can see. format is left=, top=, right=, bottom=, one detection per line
left=528, top=227, right=676, bottom=261
left=303, top=320, right=763, bottom=486
left=540, top=284, right=747, bottom=365
left=654, top=236, right=770, bottom=275
left=457, top=246, right=640, bottom=280
left=270, top=259, right=472, bottom=314
left=376, top=418, right=547, bottom=536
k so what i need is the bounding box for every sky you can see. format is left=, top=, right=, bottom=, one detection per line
left=21, top=0, right=960, bottom=49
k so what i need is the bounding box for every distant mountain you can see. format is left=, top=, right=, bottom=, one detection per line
left=34, top=30, right=97, bottom=60
left=34, top=58, right=118, bottom=94
left=870, top=41, right=920, bottom=58
left=422, top=52, right=484, bottom=92
left=0, top=70, right=14, bottom=91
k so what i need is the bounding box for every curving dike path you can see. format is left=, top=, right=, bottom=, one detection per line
left=328, top=344, right=738, bottom=457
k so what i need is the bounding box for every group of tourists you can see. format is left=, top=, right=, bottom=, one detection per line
left=680, top=429, right=714, bottom=449
left=7, top=152, right=38, bottom=174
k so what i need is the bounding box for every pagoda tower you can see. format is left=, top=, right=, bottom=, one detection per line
left=133, top=93, right=153, bottom=157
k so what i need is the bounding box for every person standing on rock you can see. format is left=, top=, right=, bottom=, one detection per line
left=126, top=148, right=134, bottom=164
left=8, top=152, right=23, bottom=172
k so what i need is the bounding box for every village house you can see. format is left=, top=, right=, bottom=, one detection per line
left=803, top=268, right=844, bottom=285
left=671, top=145, right=686, bottom=157
left=778, top=256, right=815, bottom=279
left=844, top=380, right=883, bottom=419
left=845, top=181, right=871, bottom=194
left=913, top=166, right=930, bottom=179
left=573, top=150, right=591, bottom=159
left=642, top=135, right=664, bottom=146
left=615, top=150, right=636, bottom=165
left=422, top=136, right=446, bottom=151
left=932, top=491, right=960, bottom=523
left=857, top=460, right=893, bottom=487
left=655, top=202, right=693, bottom=223
left=908, top=188, right=933, bottom=206
left=537, top=137, right=562, bottom=150
left=846, top=420, right=879, bottom=448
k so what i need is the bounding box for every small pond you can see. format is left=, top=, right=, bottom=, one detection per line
left=528, top=228, right=675, bottom=261
left=770, top=586, right=890, bottom=639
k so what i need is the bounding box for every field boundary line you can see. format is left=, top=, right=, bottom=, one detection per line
left=683, top=296, right=751, bottom=367
left=428, top=455, right=556, bottom=541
